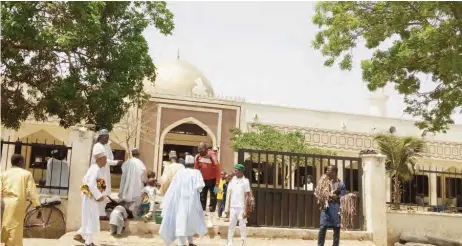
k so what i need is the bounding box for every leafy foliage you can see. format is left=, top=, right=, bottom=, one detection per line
left=231, top=122, right=335, bottom=186
left=374, top=133, right=425, bottom=207
left=231, top=122, right=335, bottom=155
left=1, top=1, right=174, bottom=130
left=312, top=2, right=462, bottom=133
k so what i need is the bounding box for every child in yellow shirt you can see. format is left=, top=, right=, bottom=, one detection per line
left=217, top=172, right=227, bottom=218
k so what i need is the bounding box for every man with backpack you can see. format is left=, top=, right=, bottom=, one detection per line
left=194, top=142, right=221, bottom=225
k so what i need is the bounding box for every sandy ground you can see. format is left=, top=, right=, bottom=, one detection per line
left=24, top=232, right=376, bottom=246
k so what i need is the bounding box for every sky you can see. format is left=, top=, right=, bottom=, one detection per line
left=143, top=1, right=461, bottom=123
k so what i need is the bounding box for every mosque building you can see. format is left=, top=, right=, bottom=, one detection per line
left=1, top=59, right=462, bottom=207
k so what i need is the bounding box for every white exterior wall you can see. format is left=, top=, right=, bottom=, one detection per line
left=243, top=102, right=462, bottom=143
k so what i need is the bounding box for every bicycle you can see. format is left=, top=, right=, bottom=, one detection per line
left=23, top=196, right=66, bottom=239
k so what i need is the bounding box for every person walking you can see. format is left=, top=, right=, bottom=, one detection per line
left=194, top=142, right=221, bottom=212
left=74, top=150, right=108, bottom=246
left=224, top=164, right=251, bottom=246
left=160, top=155, right=206, bottom=246
left=1, top=154, right=41, bottom=246
left=118, top=148, right=147, bottom=215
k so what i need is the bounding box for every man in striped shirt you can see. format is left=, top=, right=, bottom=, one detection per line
left=194, top=142, right=221, bottom=214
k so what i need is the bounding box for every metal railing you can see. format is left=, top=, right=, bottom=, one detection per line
left=387, top=165, right=462, bottom=213
left=1, top=137, right=72, bottom=196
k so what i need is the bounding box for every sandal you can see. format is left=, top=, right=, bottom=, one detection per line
left=73, top=234, right=85, bottom=243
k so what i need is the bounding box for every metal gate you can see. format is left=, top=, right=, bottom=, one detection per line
left=1, top=137, right=72, bottom=196
left=238, top=149, right=364, bottom=230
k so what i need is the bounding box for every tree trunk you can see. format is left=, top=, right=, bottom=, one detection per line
left=392, top=176, right=401, bottom=210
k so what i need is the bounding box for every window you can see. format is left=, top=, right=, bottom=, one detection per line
left=414, top=175, right=429, bottom=196
left=110, top=149, right=126, bottom=174
left=437, top=176, right=442, bottom=198
left=343, top=169, right=359, bottom=192
left=30, top=144, right=68, bottom=169
left=445, top=177, right=462, bottom=198
left=169, top=124, right=207, bottom=136
left=399, top=175, right=428, bottom=204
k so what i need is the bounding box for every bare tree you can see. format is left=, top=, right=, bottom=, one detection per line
left=113, top=102, right=157, bottom=156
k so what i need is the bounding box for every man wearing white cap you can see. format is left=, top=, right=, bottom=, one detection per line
left=91, top=129, right=122, bottom=218
left=160, top=154, right=206, bottom=246
left=159, top=150, right=184, bottom=195
left=118, top=148, right=147, bottom=214
left=74, top=149, right=107, bottom=246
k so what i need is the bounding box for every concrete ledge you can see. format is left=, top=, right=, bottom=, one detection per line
left=100, top=220, right=372, bottom=241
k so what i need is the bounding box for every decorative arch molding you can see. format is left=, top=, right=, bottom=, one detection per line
left=157, top=117, right=218, bottom=171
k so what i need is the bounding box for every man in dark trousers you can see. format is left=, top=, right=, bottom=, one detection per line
left=194, top=142, right=221, bottom=225
left=314, top=165, right=345, bottom=246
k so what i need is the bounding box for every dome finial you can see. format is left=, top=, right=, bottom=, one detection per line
left=177, top=49, right=180, bottom=60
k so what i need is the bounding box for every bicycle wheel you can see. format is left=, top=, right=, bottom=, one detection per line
left=23, top=206, right=66, bottom=239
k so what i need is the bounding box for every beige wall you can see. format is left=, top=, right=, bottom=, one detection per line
left=138, top=100, right=239, bottom=175
left=387, top=210, right=462, bottom=245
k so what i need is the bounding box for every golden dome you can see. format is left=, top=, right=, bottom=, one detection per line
left=144, top=60, right=215, bottom=97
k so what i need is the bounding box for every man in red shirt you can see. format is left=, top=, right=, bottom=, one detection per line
left=195, top=142, right=221, bottom=212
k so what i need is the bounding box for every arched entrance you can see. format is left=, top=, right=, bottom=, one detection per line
left=157, top=117, right=217, bottom=174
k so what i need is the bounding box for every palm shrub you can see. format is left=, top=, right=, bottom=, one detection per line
left=374, top=133, right=425, bottom=210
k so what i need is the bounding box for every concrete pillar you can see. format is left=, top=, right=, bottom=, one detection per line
left=386, top=176, right=391, bottom=203
left=361, top=153, right=387, bottom=246
left=66, top=127, right=95, bottom=232
left=429, top=173, right=438, bottom=206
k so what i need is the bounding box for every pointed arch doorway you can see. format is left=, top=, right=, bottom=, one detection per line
left=157, top=117, right=217, bottom=175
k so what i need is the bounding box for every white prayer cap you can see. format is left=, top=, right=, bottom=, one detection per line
left=185, top=155, right=195, bottom=164
left=94, top=152, right=106, bottom=160
left=93, top=148, right=106, bottom=159
left=99, top=129, right=109, bottom=135
left=169, top=150, right=177, bottom=159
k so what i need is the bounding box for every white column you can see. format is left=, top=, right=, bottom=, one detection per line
left=65, top=127, right=95, bottom=232
left=386, top=176, right=391, bottom=203
left=361, top=153, right=387, bottom=246
left=429, top=173, right=438, bottom=206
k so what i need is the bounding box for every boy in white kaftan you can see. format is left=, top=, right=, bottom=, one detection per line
left=109, top=205, right=128, bottom=235
left=91, top=130, right=120, bottom=216
left=141, top=178, right=158, bottom=222
left=160, top=155, right=206, bottom=246
left=225, top=164, right=251, bottom=246
left=75, top=151, right=107, bottom=246
left=118, top=149, right=146, bottom=214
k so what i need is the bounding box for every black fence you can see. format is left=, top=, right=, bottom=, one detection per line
left=1, top=137, right=72, bottom=196
left=387, top=166, right=462, bottom=213
left=238, top=149, right=364, bottom=230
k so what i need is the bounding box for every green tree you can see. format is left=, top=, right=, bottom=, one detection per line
left=312, top=2, right=462, bottom=133
left=1, top=1, right=174, bottom=130
left=231, top=121, right=335, bottom=186
left=374, top=132, right=425, bottom=209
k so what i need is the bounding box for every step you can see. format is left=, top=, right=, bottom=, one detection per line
left=56, top=231, right=377, bottom=246
left=97, top=220, right=372, bottom=241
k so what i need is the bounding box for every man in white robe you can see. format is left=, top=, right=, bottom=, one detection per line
left=74, top=150, right=107, bottom=246
left=45, top=149, right=69, bottom=196
left=159, top=150, right=184, bottom=195
left=118, top=148, right=147, bottom=214
left=160, top=155, right=206, bottom=246
left=91, top=129, right=122, bottom=217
